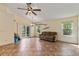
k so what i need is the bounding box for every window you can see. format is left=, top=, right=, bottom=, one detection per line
left=37, top=25, right=40, bottom=33
left=62, top=21, right=73, bottom=36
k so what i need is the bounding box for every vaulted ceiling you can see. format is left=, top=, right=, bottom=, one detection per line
left=2, top=3, right=79, bottom=22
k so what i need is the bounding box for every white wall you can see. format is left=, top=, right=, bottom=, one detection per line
left=0, top=5, right=14, bottom=45
left=77, top=16, right=79, bottom=45
left=41, top=16, right=78, bottom=44
left=0, top=4, right=32, bottom=46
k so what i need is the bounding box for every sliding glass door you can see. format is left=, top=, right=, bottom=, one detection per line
left=18, top=24, right=30, bottom=38
left=27, top=26, right=30, bottom=37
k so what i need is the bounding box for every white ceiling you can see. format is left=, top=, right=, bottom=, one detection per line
left=2, top=3, right=79, bottom=22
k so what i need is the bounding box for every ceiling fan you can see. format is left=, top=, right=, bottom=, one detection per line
left=32, top=22, right=47, bottom=26
left=17, top=3, right=41, bottom=15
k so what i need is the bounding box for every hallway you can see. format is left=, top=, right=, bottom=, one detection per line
left=0, top=38, right=79, bottom=56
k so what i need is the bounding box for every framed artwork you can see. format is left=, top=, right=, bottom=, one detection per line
left=62, top=21, right=73, bottom=36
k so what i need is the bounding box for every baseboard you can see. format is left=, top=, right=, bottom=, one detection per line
left=56, top=40, right=78, bottom=45
left=0, top=42, right=14, bottom=47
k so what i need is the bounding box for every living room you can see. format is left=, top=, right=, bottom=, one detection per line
left=0, top=3, right=79, bottom=56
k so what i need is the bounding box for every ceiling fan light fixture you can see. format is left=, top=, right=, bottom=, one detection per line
left=28, top=10, right=31, bottom=13
left=28, top=11, right=32, bottom=15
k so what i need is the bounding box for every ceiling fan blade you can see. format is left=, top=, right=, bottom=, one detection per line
left=18, top=8, right=27, bottom=10
left=32, top=11, right=37, bottom=15
left=33, top=9, right=41, bottom=11
left=26, top=12, right=28, bottom=15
